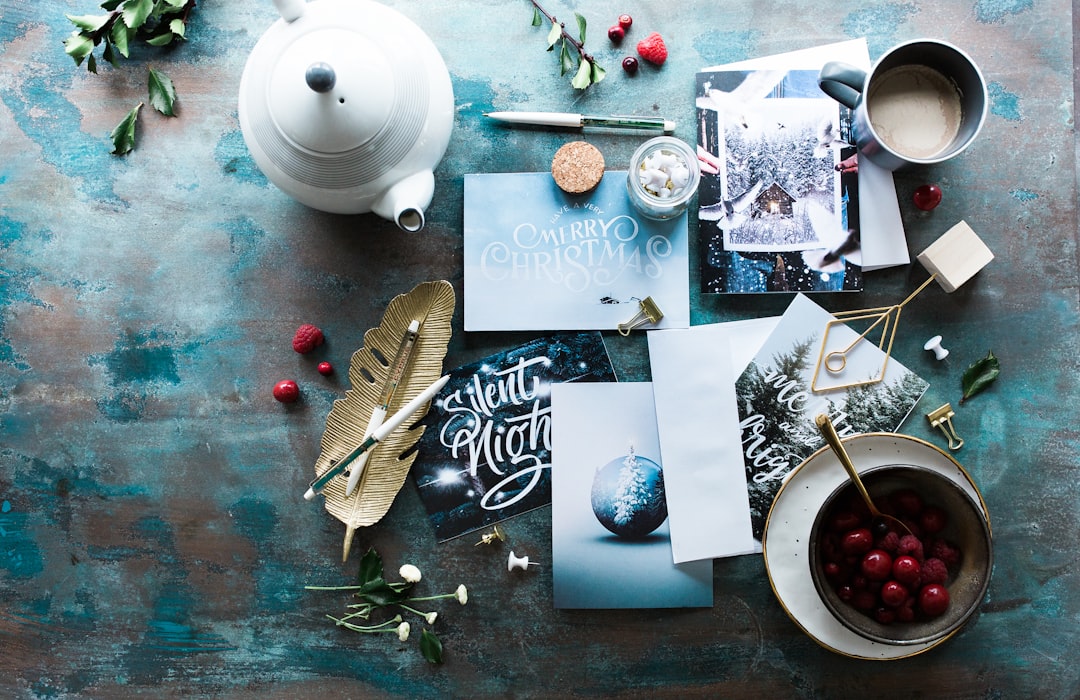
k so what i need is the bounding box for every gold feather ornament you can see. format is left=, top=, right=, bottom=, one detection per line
left=313, top=280, right=455, bottom=561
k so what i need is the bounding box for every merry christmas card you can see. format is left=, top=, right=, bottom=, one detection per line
left=550, top=382, right=713, bottom=609
left=463, top=172, right=690, bottom=331
left=737, top=294, right=929, bottom=547
left=411, top=332, right=616, bottom=542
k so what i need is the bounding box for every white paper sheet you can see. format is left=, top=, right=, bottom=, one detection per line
left=705, top=39, right=909, bottom=270
left=647, top=317, right=779, bottom=563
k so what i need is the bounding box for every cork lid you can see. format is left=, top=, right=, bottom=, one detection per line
left=551, top=141, right=605, bottom=194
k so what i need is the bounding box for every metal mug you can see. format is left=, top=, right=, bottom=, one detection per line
left=818, top=39, right=988, bottom=171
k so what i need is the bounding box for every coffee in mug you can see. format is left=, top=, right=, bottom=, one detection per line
left=818, top=40, right=987, bottom=170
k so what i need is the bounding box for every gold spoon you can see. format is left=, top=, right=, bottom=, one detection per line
left=814, top=414, right=912, bottom=536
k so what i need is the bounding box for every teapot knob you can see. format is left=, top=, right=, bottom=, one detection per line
left=305, top=62, right=336, bottom=93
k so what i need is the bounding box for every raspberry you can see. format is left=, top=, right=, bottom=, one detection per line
left=919, top=557, right=949, bottom=585
left=292, top=324, right=325, bottom=354
left=317, top=361, right=334, bottom=376
left=636, top=32, right=668, bottom=66
left=607, top=25, right=625, bottom=43
left=928, top=539, right=961, bottom=569
left=273, top=379, right=299, bottom=403
left=897, top=534, right=924, bottom=562
left=618, top=13, right=633, bottom=29
left=621, top=56, right=639, bottom=74
left=875, top=530, right=901, bottom=555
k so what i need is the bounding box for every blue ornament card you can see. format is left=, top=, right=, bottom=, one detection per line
left=550, top=382, right=713, bottom=609
left=463, top=172, right=690, bottom=331
left=411, top=332, right=615, bottom=542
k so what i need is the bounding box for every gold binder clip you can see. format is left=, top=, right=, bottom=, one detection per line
left=617, top=297, right=664, bottom=336
left=927, top=403, right=964, bottom=450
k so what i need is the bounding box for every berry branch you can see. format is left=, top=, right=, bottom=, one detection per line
left=528, top=0, right=605, bottom=89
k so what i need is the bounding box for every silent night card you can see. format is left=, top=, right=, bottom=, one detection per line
left=737, top=294, right=929, bottom=547
left=550, top=382, right=713, bottom=609
left=696, top=67, right=862, bottom=293
left=463, top=172, right=690, bottom=331
left=411, top=332, right=616, bottom=542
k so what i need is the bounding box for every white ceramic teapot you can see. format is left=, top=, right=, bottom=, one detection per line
left=238, top=0, right=454, bottom=231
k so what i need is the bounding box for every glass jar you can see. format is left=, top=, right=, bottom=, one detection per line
left=626, top=136, right=700, bottom=220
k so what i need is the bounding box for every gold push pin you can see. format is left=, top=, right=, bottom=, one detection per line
left=927, top=403, right=964, bottom=450
left=617, top=296, right=664, bottom=336
left=474, top=525, right=506, bottom=546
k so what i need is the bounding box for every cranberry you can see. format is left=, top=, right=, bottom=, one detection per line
left=880, top=580, right=909, bottom=607
left=919, top=583, right=951, bottom=617
left=852, top=590, right=877, bottom=611
left=618, top=13, right=633, bottom=29
left=608, top=25, right=625, bottom=43
left=273, top=379, right=299, bottom=403
left=824, top=561, right=845, bottom=583
left=896, top=600, right=916, bottom=622
left=837, top=585, right=854, bottom=602
left=317, top=361, right=334, bottom=376
left=890, top=488, right=923, bottom=516
left=920, top=505, right=948, bottom=534
left=841, top=527, right=874, bottom=556
left=892, top=555, right=922, bottom=588
left=913, top=184, right=943, bottom=211
left=621, top=56, right=639, bottom=74
left=860, top=549, right=893, bottom=581
left=874, top=607, right=897, bottom=625
left=829, top=510, right=863, bottom=532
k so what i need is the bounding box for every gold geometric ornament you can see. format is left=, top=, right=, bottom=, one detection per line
left=314, top=280, right=455, bottom=561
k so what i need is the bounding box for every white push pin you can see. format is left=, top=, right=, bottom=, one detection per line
left=507, top=551, right=540, bottom=572
left=924, top=335, right=949, bottom=360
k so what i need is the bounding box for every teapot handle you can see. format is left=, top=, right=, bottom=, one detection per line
left=273, top=0, right=306, bottom=22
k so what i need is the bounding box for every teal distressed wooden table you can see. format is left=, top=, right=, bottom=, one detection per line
left=1, top=0, right=1077, bottom=696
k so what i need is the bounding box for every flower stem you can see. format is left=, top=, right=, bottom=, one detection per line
left=529, top=0, right=595, bottom=63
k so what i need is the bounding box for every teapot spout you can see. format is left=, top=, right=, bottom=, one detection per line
left=371, top=170, right=435, bottom=232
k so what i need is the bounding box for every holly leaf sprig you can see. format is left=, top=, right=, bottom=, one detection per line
left=529, top=0, right=605, bottom=89
left=960, top=350, right=1000, bottom=404
left=305, top=548, right=469, bottom=665
left=64, top=0, right=196, bottom=73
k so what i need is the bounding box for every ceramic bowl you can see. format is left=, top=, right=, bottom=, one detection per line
left=808, top=464, right=993, bottom=646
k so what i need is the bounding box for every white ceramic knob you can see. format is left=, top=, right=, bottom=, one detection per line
left=924, top=335, right=949, bottom=360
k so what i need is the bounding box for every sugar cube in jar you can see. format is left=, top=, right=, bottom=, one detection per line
left=626, top=136, right=700, bottom=220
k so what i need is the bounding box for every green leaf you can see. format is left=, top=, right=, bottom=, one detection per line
left=574, top=12, right=586, bottom=44
left=169, top=18, right=186, bottom=38
left=145, top=31, right=175, bottom=46
left=102, top=40, right=117, bottom=67
left=66, top=13, right=111, bottom=33
left=148, top=68, right=177, bottom=116
left=960, top=350, right=1000, bottom=404
left=109, top=102, right=143, bottom=155
left=110, top=21, right=132, bottom=57
left=87, top=53, right=98, bottom=74
left=531, top=7, right=541, bottom=26
left=162, top=0, right=188, bottom=8
left=420, top=628, right=443, bottom=664
left=357, top=548, right=384, bottom=585
left=590, top=61, right=606, bottom=85
left=357, top=578, right=409, bottom=606
left=102, top=0, right=124, bottom=10
left=570, top=59, right=592, bottom=89
left=559, top=42, right=573, bottom=75
left=122, top=0, right=155, bottom=29
left=546, top=21, right=561, bottom=49
left=64, top=33, right=95, bottom=64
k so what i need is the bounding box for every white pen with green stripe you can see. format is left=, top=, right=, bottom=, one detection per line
left=303, top=373, right=450, bottom=501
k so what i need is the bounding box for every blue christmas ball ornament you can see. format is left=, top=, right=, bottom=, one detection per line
left=591, top=447, right=668, bottom=539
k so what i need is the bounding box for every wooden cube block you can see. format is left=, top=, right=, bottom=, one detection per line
left=916, top=220, right=994, bottom=293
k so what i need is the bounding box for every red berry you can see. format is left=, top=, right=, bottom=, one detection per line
left=918, top=583, right=950, bottom=617
left=920, top=557, right=949, bottom=585
left=621, top=56, right=639, bottom=74
left=875, top=530, right=901, bottom=555
left=292, top=324, right=324, bottom=354
left=880, top=580, right=909, bottom=607
left=273, top=379, right=299, bottom=403
left=837, top=584, right=854, bottom=602
left=896, top=599, right=916, bottom=622
left=929, top=539, right=961, bottom=569
left=861, top=549, right=893, bottom=581
left=852, top=590, right=877, bottom=611
left=892, top=555, right=922, bottom=588
left=607, top=25, right=625, bottom=43
left=874, top=606, right=897, bottom=625
left=913, top=184, right=943, bottom=211
left=829, top=510, right=863, bottom=533
left=890, top=488, right=923, bottom=516
left=898, top=534, right=924, bottom=562
left=317, top=361, right=334, bottom=376
left=636, top=32, right=668, bottom=66
left=618, top=13, right=633, bottom=29
left=841, top=527, right=874, bottom=556
left=920, top=505, right=948, bottom=534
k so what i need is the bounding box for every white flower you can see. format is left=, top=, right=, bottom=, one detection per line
left=455, top=584, right=468, bottom=606
left=399, top=564, right=422, bottom=583
left=397, top=621, right=411, bottom=642
left=424, top=611, right=438, bottom=625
